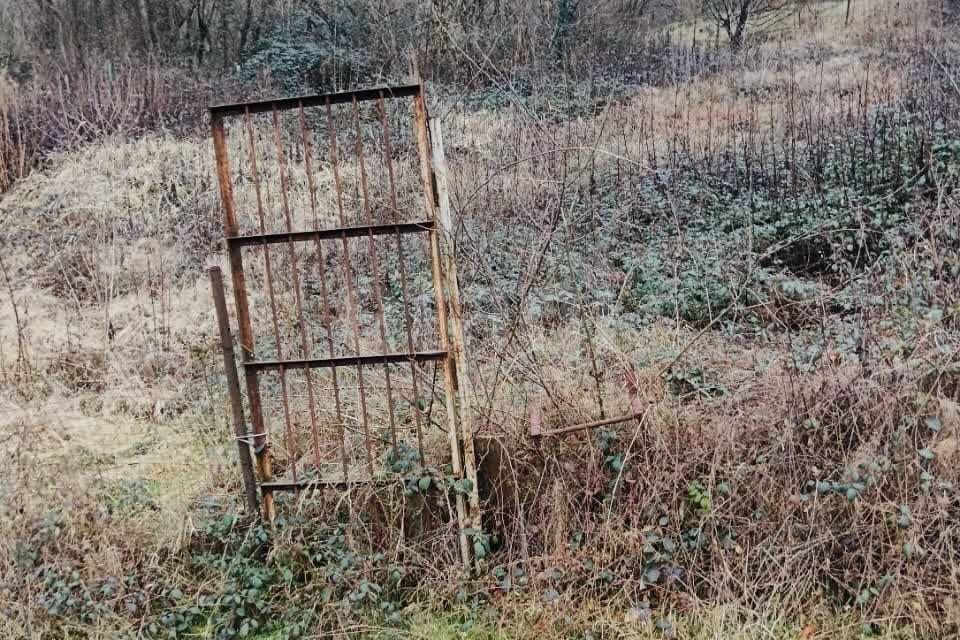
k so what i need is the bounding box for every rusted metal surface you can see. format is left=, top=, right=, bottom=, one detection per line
left=324, top=95, right=375, bottom=477
left=224, top=221, right=435, bottom=248
left=242, top=105, right=300, bottom=485
left=241, top=350, right=448, bottom=373
left=211, top=113, right=275, bottom=522
left=380, top=94, right=427, bottom=460
left=352, top=96, right=399, bottom=449
left=210, top=84, right=419, bottom=118
left=378, top=93, right=427, bottom=459
left=529, top=398, right=645, bottom=438
left=209, top=82, right=479, bottom=567
left=260, top=478, right=374, bottom=491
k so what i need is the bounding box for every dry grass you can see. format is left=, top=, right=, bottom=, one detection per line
left=665, top=0, right=923, bottom=49
left=389, top=600, right=945, bottom=639
left=1, top=2, right=960, bottom=637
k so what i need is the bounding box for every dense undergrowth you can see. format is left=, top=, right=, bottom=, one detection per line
left=6, top=100, right=960, bottom=639
left=4, top=2, right=960, bottom=639
left=461, top=103, right=960, bottom=330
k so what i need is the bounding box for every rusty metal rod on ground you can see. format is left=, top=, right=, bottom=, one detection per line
left=224, top=221, right=434, bottom=247
left=210, top=84, right=419, bottom=118
left=530, top=400, right=645, bottom=438
left=208, top=266, right=260, bottom=516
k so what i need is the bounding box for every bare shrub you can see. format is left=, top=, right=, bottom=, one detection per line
left=702, top=0, right=793, bottom=50
left=0, top=63, right=216, bottom=193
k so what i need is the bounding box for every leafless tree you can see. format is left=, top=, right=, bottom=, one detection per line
left=702, top=0, right=792, bottom=50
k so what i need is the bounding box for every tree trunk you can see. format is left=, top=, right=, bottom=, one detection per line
left=730, top=0, right=752, bottom=51
left=237, top=0, right=255, bottom=63
left=730, top=27, right=744, bottom=51
left=137, top=0, right=155, bottom=52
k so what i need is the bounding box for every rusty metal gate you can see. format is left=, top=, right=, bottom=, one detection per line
left=208, top=82, right=480, bottom=567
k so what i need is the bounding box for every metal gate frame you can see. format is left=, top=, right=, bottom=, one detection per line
left=208, top=81, right=480, bottom=567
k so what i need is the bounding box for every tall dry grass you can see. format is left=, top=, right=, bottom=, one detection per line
left=1, top=1, right=960, bottom=637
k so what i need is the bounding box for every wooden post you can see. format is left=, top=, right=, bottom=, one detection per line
left=429, top=116, right=482, bottom=544
left=208, top=266, right=259, bottom=516
left=412, top=84, right=472, bottom=571
left=210, top=113, right=275, bottom=522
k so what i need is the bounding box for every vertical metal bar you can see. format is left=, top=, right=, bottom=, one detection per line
left=299, top=104, right=350, bottom=481
left=412, top=88, right=471, bottom=569
left=211, top=114, right=274, bottom=522
left=429, top=116, right=482, bottom=533
left=327, top=96, right=375, bottom=478
left=352, top=96, right=399, bottom=449
left=208, top=266, right=259, bottom=515
left=378, top=93, right=427, bottom=460
left=244, top=109, right=298, bottom=484
left=272, top=105, right=323, bottom=471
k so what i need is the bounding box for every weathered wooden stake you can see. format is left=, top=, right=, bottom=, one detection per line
left=413, top=84, right=472, bottom=571
left=429, top=116, right=483, bottom=543
left=208, top=265, right=259, bottom=516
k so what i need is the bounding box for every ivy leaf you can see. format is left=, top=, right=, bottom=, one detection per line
left=655, top=617, right=675, bottom=639
left=452, top=478, right=474, bottom=495
left=925, top=415, right=942, bottom=432
left=897, top=506, right=912, bottom=528
left=418, top=476, right=432, bottom=491
left=473, top=540, right=487, bottom=560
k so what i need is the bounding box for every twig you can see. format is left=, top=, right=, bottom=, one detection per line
left=0, top=250, right=27, bottom=373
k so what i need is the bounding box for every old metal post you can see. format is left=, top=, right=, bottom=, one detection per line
left=210, top=113, right=275, bottom=522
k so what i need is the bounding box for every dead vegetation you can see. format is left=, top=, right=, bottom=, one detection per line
left=2, top=1, right=960, bottom=638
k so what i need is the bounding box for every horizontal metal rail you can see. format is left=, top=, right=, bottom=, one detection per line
left=226, top=220, right=434, bottom=248
left=261, top=478, right=376, bottom=492
left=243, top=350, right=448, bottom=373
left=210, top=84, right=421, bottom=118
